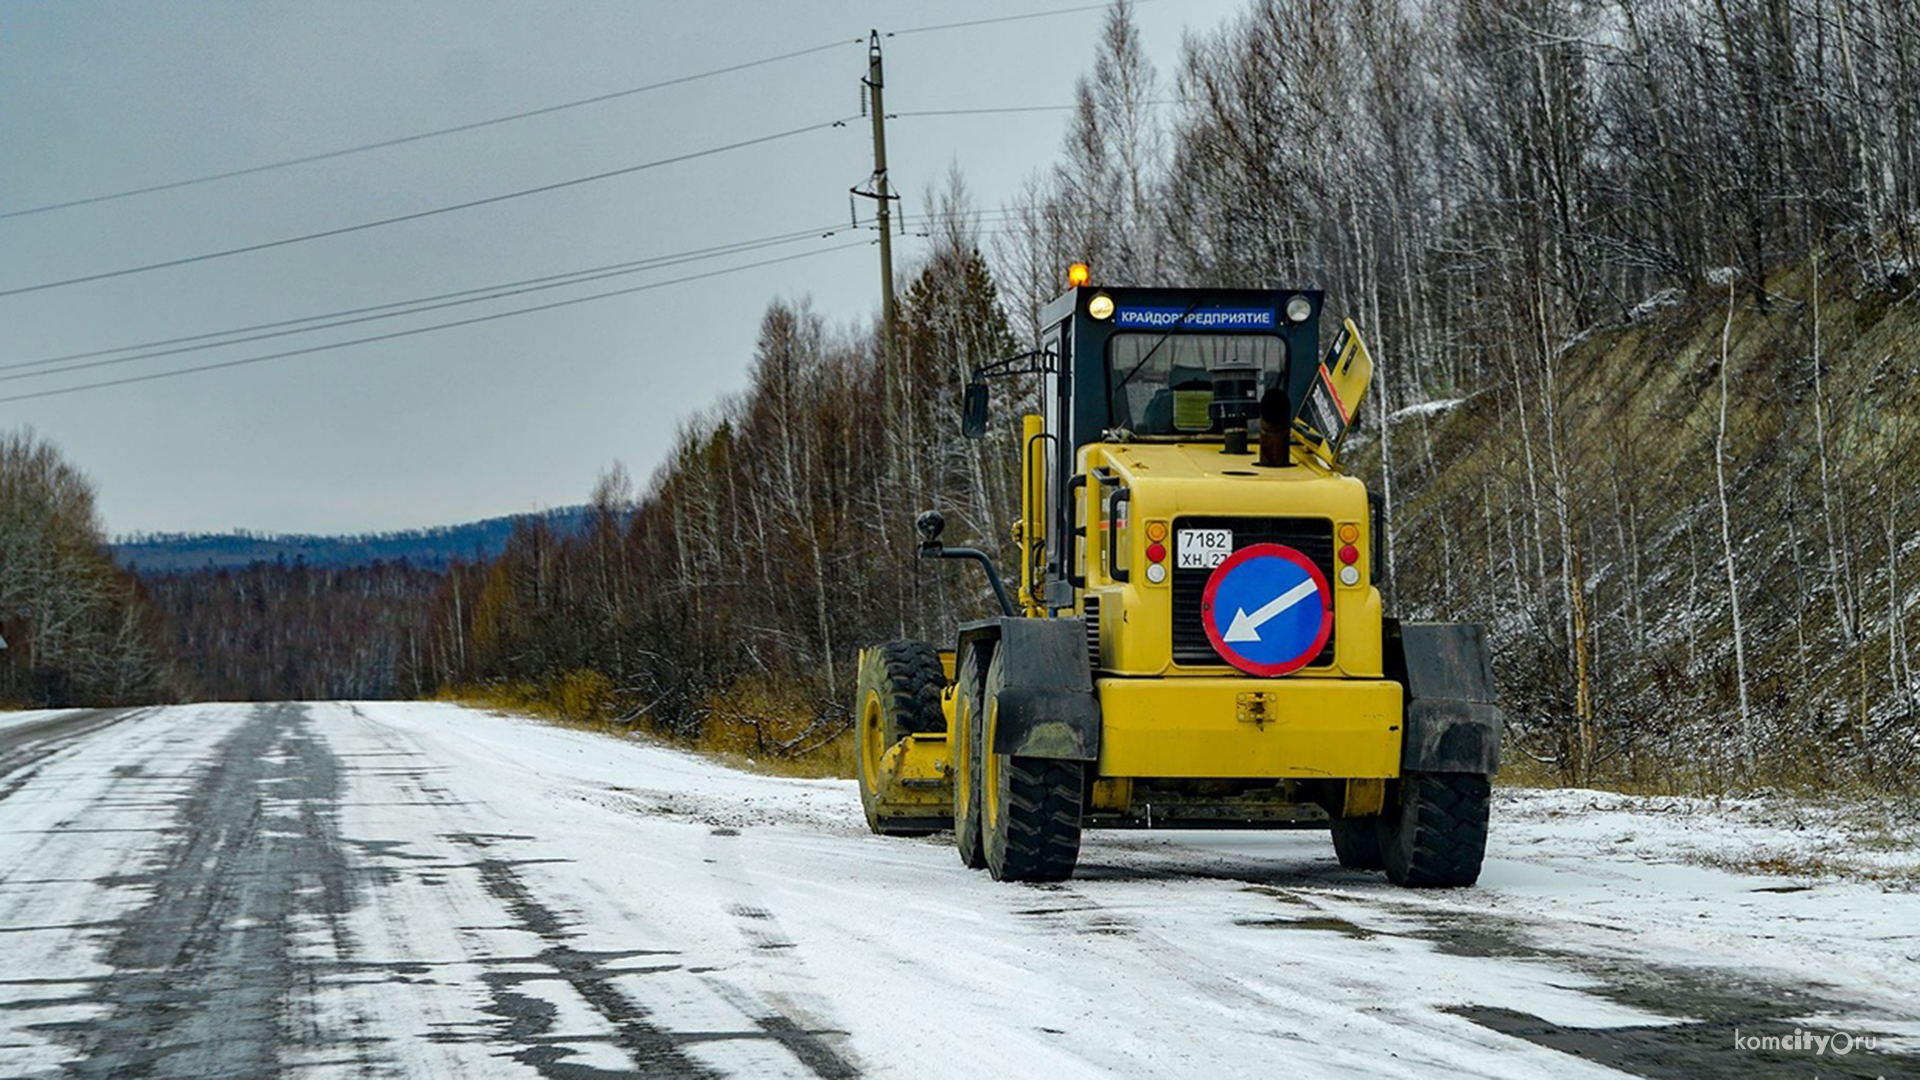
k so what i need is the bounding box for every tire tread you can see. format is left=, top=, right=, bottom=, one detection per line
left=1330, top=815, right=1386, bottom=870
left=991, top=757, right=1083, bottom=883
left=877, top=640, right=945, bottom=737
left=954, top=647, right=987, bottom=869
left=1384, top=772, right=1490, bottom=888
left=856, top=640, right=947, bottom=837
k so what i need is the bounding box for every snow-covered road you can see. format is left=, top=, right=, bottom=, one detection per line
left=1, top=702, right=1915, bottom=1079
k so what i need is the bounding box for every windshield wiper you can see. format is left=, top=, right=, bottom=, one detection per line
left=1110, top=292, right=1212, bottom=403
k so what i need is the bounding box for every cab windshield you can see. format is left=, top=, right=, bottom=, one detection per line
left=1106, top=333, right=1287, bottom=436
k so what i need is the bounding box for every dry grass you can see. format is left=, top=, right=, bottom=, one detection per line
left=698, top=729, right=857, bottom=780
left=1495, top=748, right=1916, bottom=802
left=692, top=674, right=853, bottom=775
left=433, top=674, right=857, bottom=780
left=432, top=679, right=623, bottom=734
left=1503, top=747, right=1920, bottom=887
left=1687, top=850, right=1920, bottom=888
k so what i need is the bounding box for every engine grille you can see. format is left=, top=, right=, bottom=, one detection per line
left=1171, top=516, right=1337, bottom=668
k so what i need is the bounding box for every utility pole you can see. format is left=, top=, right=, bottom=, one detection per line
left=856, top=30, right=898, bottom=359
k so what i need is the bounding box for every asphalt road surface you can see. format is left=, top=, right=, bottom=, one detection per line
left=1, top=702, right=1914, bottom=1078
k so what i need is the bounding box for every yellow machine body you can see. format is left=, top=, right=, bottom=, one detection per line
left=1074, top=441, right=1403, bottom=788
left=857, top=282, right=1499, bottom=886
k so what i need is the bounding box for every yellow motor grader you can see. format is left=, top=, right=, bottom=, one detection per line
left=854, top=269, right=1501, bottom=886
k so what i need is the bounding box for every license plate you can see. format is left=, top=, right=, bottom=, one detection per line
left=1177, top=528, right=1232, bottom=569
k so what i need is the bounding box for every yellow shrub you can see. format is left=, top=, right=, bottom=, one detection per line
left=701, top=674, right=812, bottom=754
left=434, top=671, right=854, bottom=778
left=553, top=668, right=614, bottom=724
left=436, top=672, right=617, bottom=730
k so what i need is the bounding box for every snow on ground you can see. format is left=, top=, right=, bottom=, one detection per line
left=0, top=709, right=78, bottom=736
left=2, top=702, right=1917, bottom=1079
left=0, top=705, right=261, bottom=1062
left=311, top=703, right=1646, bottom=1079
left=1628, top=288, right=1685, bottom=321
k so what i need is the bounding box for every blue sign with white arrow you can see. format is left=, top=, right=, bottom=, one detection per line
left=1200, top=543, right=1333, bottom=676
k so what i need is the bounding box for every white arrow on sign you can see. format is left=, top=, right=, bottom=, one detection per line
left=1223, top=578, right=1321, bottom=643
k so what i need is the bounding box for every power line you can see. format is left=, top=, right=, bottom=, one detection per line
left=0, top=5, right=1143, bottom=227
left=896, top=105, right=1080, bottom=118
left=892, top=99, right=1189, bottom=118
left=7, top=209, right=1026, bottom=382
left=0, top=232, right=857, bottom=385
left=0, top=241, right=872, bottom=407
left=0, top=117, right=857, bottom=300
left=7, top=208, right=1006, bottom=385
left=0, top=39, right=860, bottom=221
left=2, top=223, right=851, bottom=378
left=1, top=214, right=1014, bottom=397
left=888, top=2, right=1147, bottom=37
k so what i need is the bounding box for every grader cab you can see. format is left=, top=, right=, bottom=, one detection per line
left=854, top=271, right=1502, bottom=886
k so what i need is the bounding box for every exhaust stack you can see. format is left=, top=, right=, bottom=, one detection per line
left=1258, top=387, right=1292, bottom=468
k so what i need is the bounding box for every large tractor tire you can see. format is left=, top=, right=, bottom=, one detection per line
left=1381, top=771, right=1490, bottom=888
left=980, top=649, right=1083, bottom=882
left=1329, top=815, right=1386, bottom=871
left=855, top=640, right=946, bottom=836
left=952, top=645, right=988, bottom=869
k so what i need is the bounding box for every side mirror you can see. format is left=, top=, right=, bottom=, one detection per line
left=915, top=509, right=946, bottom=544
left=961, top=381, right=988, bottom=439
left=914, top=509, right=946, bottom=556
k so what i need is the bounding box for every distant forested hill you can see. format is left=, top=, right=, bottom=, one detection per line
left=112, top=507, right=597, bottom=573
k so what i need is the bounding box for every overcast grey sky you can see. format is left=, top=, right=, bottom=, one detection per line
left=1, top=1, right=1243, bottom=537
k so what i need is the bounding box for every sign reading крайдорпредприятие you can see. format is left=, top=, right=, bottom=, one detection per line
left=1112, top=306, right=1277, bottom=330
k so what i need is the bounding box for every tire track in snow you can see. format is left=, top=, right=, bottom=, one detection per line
left=0, top=709, right=141, bottom=802
left=444, top=828, right=859, bottom=1079
left=46, top=702, right=378, bottom=1079
left=702, top=826, right=859, bottom=1079
left=1407, top=906, right=1920, bottom=1080
left=453, top=831, right=715, bottom=1078
left=1074, top=834, right=1920, bottom=1079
